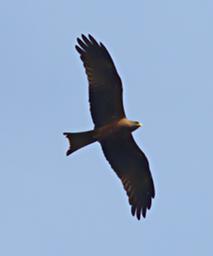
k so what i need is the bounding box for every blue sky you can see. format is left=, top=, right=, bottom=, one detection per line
left=0, top=0, right=212, bottom=255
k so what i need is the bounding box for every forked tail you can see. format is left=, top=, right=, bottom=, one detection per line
left=63, top=130, right=97, bottom=155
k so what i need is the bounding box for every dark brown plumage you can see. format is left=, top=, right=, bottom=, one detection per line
left=64, top=34, right=155, bottom=220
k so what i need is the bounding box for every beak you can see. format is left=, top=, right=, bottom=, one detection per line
left=139, top=122, right=143, bottom=127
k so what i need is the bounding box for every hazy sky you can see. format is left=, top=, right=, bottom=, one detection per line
left=0, top=1, right=212, bottom=255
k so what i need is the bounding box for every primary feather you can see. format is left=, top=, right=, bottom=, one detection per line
left=76, top=34, right=125, bottom=128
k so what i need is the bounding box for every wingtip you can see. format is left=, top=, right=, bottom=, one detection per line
left=131, top=206, right=136, bottom=216
left=88, top=34, right=95, bottom=41
left=76, top=37, right=81, bottom=44
left=77, top=37, right=83, bottom=45
left=131, top=205, right=148, bottom=220
left=75, top=45, right=84, bottom=54
left=89, top=34, right=100, bottom=46
left=142, top=208, right=147, bottom=218
left=136, top=212, right=141, bottom=220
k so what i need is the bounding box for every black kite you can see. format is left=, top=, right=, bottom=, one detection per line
left=64, top=34, right=155, bottom=220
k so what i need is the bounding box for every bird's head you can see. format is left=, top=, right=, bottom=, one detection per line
left=130, top=120, right=143, bottom=132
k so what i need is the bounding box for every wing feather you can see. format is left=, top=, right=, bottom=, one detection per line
left=100, top=134, right=155, bottom=220
left=75, top=34, right=126, bottom=127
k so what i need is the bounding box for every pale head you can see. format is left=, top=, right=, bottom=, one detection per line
left=130, top=120, right=143, bottom=132
left=118, top=118, right=143, bottom=132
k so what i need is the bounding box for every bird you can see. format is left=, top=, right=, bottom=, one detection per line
left=64, top=34, right=155, bottom=220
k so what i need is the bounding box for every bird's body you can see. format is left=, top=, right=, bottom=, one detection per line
left=64, top=34, right=155, bottom=220
left=95, top=118, right=141, bottom=140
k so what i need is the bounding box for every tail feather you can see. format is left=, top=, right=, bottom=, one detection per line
left=63, top=130, right=97, bottom=155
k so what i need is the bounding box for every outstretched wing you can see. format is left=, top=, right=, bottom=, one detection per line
left=101, top=134, right=155, bottom=220
left=75, top=34, right=126, bottom=128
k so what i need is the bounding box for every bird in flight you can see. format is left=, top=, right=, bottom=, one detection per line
left=64, top=34, right=155, bottom=220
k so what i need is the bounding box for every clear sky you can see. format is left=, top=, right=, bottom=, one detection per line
left=0, top=0, right=212, bottom=255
